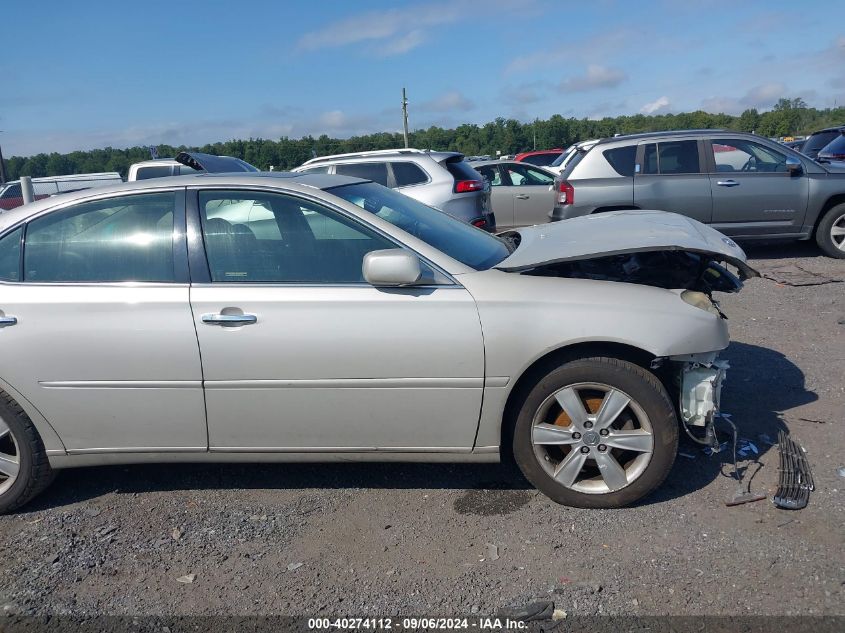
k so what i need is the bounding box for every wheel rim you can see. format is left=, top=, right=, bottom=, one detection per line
left=531, top=382, right=654, bottom=495
left=0, top=415, right=20, bottom=496
left=830, top=212, right=845, bottom=251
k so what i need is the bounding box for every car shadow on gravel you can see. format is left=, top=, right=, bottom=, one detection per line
left=22, top=343, right=816, bottom=514
left=642, top=341, right=817, bottom=506
left=739, top=240, right=824, bottom=260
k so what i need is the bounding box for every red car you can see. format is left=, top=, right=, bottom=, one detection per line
left=514, top=149, right=564, bottom=167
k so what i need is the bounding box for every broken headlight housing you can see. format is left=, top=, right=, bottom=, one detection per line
left=681, top=290, right=722, bottom=317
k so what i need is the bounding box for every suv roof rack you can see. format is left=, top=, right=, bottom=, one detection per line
left=597, top=129, right=729, bottom=144
left=301, top=148, right=432, bottom=166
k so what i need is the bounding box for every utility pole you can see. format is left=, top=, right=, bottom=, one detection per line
left=401, top=87, right=410, bottom=148
left=0, top=131, right=6, bottom=184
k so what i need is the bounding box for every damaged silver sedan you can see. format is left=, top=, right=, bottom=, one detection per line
left=0, top=172, right=756, bottom=511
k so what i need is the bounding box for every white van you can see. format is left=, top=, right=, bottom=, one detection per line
left=0, top=173, right=123, bottom=211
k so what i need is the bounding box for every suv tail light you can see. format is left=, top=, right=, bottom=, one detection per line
left=454, top=179, right=484, bottom=193
left=557, top=180, right=575, bottom=205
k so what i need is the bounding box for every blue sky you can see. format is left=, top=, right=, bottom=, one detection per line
left=2, top=0, right=843, bottom=156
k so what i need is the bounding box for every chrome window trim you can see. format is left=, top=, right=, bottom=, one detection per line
left=186, top=185, right=462, bottom=288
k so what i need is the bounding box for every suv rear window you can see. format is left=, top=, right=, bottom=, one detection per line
left=443, top=158, right=481, bottom=183
left=334, top=162, right=390, bottom=186
left=803, top=130, right=841, bottom=154
left=391, top=162, right=428, bottom=187
left=602, top=145, right=636, bottom=177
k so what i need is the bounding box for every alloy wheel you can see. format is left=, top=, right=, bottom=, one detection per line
left=830, top=212, right=845, bottom=251
left=0, top=415, right=20, bottom=496
left=531, top=382, right=654, bottom=494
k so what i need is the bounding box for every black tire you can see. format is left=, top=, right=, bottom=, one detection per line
left=815, top=203, right=845, bottom=259
left=0, top=391, right=55, bottom=514
left=511, top=357, right=678, bottom=508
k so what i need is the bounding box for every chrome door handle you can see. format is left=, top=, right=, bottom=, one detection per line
left=515, top=194, right=530, bottom=199
left=201, top=313, right=257, bottom=326
left=0, top=316, right=17, bottom=328
left=716, top=180, right=740, bottom=187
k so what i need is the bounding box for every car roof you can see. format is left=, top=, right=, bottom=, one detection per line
left=471, top=159, right=555, bottom=172
left=594, top=129, right=728, bottom=145
left=300, top=148, right=462, bottom=167
left=809, top=125, right=845, bottom=134
left=0, top=172, right=370, bottom=234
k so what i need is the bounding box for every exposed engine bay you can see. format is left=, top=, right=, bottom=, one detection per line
left=522, top=250, right=745, bottom=294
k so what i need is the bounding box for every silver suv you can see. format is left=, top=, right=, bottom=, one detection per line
left=294, top=148, right=495, bottom=230
left=552, top=130, right=845, bottom=257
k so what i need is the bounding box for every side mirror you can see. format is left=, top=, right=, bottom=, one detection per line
left=785, top=156, right=803, bottom=174
left=362, top=249, right=422, bottom=287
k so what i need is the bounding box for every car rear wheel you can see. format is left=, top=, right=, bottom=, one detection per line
left=815, top=203, right=845, bottom=259
left=512, top=357, right=678, bottom=508
left=0, top=393, right=55, bottom=514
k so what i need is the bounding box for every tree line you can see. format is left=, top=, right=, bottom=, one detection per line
left=4, top=98, right=843, bottom=180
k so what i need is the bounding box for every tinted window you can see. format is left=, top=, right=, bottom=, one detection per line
left=135, top=166, right=173, bottom=180
left=520, top=153, right=560, bottom=166
left=640, top=141, right=700, bottom=174
left=1, top=184, right=21, bottom=199
left=819, top=133, right=845, bottom=158
left=709, top=139, right=788, bottom=173
left=177, top=166, right=203, bottom=176
left=334, top=162, right=390, bottom=186
left=199, top=190, right=395, bottom=283
left=391, top=162, right=428, bottom=187
left=803, top=131, right=840, bottom=154
left=0, top=228, right=22, bottom=281
left=297, top=166, right=330, bottom=174
left=602, top=145, right=637, bottom=176
left=444, top=159, right=482, bottom=183
left=503, top=163, right=555, bottom=186
left=329, top=182, right=510, bottom=270
left=24, top=192, right=176, bottom=282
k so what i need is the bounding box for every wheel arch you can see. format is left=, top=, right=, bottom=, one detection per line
left=499, top=341, right=658, bottom=459
left=813, top=194, right=845, bottom=235
left=0, top=379, right=66, bottom=454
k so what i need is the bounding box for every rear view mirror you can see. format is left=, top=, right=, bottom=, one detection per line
left=785, top=156, right=802, bottom=174
left=362, top=249, right=422, bottom=286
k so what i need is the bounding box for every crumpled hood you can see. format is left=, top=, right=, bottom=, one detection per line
left=495, top=210, right=759, bottom=280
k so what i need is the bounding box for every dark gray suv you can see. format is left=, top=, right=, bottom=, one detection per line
left=552, top=130, right=845, bottom=258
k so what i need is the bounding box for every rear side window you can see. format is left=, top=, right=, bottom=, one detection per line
left=602, top=145, right=637, bottom=176
left=521, top=153, right=559, bottom=166
left=444, top=159, right=481, bottom=182
left=135, top=166, right=173, bottom=180
left=640, top=141, right=700, bottom=175
left=24, top=192, right=176, bottom=283
left=391, top=162, right=428, bottom=187
left=334, top=162, right=389, bottom=186
left=297, top=166, right=330, bottom=174
left=0, top=228, right=22, bottom=281
left=1, top=184, right=21, bottom=200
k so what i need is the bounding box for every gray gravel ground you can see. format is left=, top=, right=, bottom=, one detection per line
left=0, top=242, right=843, bottom=618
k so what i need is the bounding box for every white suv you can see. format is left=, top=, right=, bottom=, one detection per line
left=294, top=148, right=495, bottom=230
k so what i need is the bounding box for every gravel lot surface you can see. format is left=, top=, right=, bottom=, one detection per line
left=0, top=242, right=843, bottom=619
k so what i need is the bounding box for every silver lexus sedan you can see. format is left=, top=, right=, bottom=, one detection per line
left=0, top=171, right=757, bottom=511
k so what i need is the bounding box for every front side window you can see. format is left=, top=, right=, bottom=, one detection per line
left=329, top=182, right=510, bottom=271
left=24, top=192, right=176, bottom=282
left=199, top=190, right=396, bottom=283
left=710, top=139, right=788, bottom=173
left=504, top=163, right=555, bottom=186
left=0, top=228, right=22, bottom=281
left=641, top=141, right=700, bottom=175
left=334, top=162, right=390, bottom=186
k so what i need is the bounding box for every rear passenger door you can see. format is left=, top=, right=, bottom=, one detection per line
left=706, top=138, right=809, bottom=237
left=500, top=163, right=556, bottom=227
left=634, top=139, right=712, bottom=224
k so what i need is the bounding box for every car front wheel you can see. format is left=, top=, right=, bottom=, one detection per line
left=512, top=357, right=678, bottom=508
left=816, top=203, right=845, bottom=259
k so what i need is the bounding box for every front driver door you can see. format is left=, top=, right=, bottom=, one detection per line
left=188, top=188, right=485, bottom=452
left=706, top=138, right=809, bottom=237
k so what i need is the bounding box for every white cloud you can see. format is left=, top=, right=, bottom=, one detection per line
left=419, top=91, right=475, bottom=113
left=297, top=0, right=531, bottom=56
left=559, top=65, right=627, bottom=93
left=640, top=95, right=671, bottom=114
left=740, top=82, right=786, bottom=108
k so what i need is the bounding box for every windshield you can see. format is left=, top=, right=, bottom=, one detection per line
left=328, top=182, right=510, bottom=270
